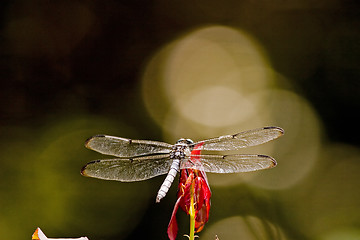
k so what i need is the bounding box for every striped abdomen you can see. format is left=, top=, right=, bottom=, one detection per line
left=156, top=158, right=180, bottom=202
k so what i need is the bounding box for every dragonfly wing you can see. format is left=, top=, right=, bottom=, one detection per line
left=85, top=135, right=172, bottom=157
left=180, top=154, right=277, bottom=173
left=192, top=126, right=284, bottom=151
left=81, top=153, right=172, bottom=182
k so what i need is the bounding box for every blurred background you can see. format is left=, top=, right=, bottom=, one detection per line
left=1, top=0, right=360, bottom=239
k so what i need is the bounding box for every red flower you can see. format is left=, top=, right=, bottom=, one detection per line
left=167, top=143, right=211, bottom=240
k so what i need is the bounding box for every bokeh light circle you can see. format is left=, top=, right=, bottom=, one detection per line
left=142, top=25, right=322, bottom=190
left=176, top=85, right=256, bottom=127
left=142, top=25, right=274, bottom=134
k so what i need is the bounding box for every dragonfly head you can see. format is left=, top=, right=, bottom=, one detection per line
left=176, top=138, right=194, bottom=145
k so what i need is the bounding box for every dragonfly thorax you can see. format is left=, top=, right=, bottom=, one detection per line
left=170, top=139, right=193, bottom=160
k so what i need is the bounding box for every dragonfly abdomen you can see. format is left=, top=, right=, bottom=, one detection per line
left=156, top=158, right=180, bottom=202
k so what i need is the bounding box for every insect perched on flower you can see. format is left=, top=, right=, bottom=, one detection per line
left=81, top=127, right=284, bottom=239
left=167, top=142, right=211, bottom=240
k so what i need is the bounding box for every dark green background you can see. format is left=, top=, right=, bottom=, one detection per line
left=1, top=1, right=360, bottom=239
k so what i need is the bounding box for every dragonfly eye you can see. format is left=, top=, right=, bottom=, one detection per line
left=176, top=138, right=194, bottom=145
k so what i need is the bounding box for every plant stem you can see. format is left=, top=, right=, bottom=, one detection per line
left=189, top=182, right=195, bottom=240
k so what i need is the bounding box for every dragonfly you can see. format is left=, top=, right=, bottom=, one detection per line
left=81, top=126, right=284, bottom=202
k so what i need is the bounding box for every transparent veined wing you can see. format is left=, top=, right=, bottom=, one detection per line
left=81, top=153, right=172, bottom=182
left=85, top=135, right=173, bottom=157
left=192, top=126, right=284, bottom=151
left=180, top=154, right=276, bottom=173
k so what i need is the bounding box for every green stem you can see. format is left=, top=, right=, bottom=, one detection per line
left=189, top=182, right=195, bottom=240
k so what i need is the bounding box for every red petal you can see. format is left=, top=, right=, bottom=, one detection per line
left=195, top=203, right=208, bottom=232
left=167, top=195, right=182, bottom=240
left=179, top=171, right=194, bottom=213
left=192, top=142, right=205, bottom=155
left=194, top=176, right=211, bottom=232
